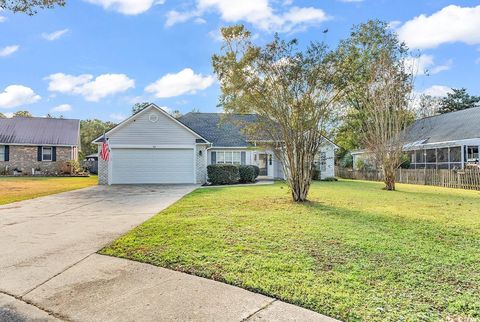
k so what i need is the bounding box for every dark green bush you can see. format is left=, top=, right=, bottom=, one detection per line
left=321, top=177, right=338, bottom=181
left=312, top=163, right=320, bottom=180
left=207, top=164, right=240, bottom=185
left=238, top=165, right=257, bottom=183
left=340, top=152, right=353, bottom=168
left=400, top=154, right=411, bottom=169
left=251, top=165, right=260, bottom=178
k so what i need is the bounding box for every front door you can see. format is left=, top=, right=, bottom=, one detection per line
left=258, top=154, right=268, bottom=176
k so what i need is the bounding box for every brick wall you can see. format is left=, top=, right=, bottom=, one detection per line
left=0, top=145, right=75, bottom=175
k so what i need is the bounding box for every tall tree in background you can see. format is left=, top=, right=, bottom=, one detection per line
left=0, top=112, right=5, bottom=118
left=131, top=102, right=151, bottom=115
left=416, top=94, right=441, bottom=118
left=213, top=25, right=344, bottom=202
left=0, top=0, right=64, bottom=15
left=13, top=110, right=32, bottom=117
left=336, top=20, right=414, bottom=191
left=333, top=20, right=407, bottom=159
left=438, top=88, right=480, bottom=114
left=80, top=119, right=116, bottom=159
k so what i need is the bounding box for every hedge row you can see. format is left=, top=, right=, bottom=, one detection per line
left=207, top=164, right=260, bottom=185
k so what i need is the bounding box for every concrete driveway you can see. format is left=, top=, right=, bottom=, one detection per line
left=0, top=185, right=335, bottom=322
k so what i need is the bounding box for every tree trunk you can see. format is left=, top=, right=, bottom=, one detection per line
left=290, top=175, right=311, bottom=202
left=383, top=169, right=396, bottom=191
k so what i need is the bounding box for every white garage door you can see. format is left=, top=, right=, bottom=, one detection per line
left=110, top=148, right=194, bottom=184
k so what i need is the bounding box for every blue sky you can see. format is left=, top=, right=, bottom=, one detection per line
left=0, top=0, right=479, bottom=121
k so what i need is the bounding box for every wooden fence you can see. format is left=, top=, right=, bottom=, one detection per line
left=336, top=167, right=480, bottom=191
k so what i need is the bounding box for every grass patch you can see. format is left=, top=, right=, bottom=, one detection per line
left=0, top=176, right=97, bottom=205
left=101, top=180, right=480, bottom=321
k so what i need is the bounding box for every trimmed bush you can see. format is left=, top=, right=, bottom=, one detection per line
left=238, top=165, right=257, bottom=183
left=207, top=164, right=240, bottom=185
left=251, top=165, right=260, bottom=178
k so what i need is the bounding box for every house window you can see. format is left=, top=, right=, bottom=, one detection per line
left=42, top=147, right=53, bottom=161
left=0, top=145, right=5, bottom=162
left=216, top=151, right=241, bottom=165
left=467, top=146, right=479, bottom=162
left=320, top=152, right=327, bottom=172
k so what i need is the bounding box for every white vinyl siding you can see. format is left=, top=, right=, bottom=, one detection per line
left=108, top=109, right=197, bottom=146
left=320, top=152, right=327, bottom=172
left=315, top=144, right=336, bottom=179
left=110, top=148, right=194, bottom=184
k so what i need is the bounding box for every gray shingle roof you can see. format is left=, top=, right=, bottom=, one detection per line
left=0, top=117, right=80, bottom=146
left=178, top=113, right=259, bottom=147
left=405, top=107, right=480, bottom=144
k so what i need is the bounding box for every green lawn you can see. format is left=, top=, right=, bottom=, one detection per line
left=101, top=180, right=480, bottom=321
left=0, top=176, right=98, bottom=205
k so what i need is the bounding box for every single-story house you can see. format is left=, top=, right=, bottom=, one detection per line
left=352, top=106, right=480, bottom=170
left=94, top=104, right=337, bottom=185
left=0, top=117, right=80, bottom=175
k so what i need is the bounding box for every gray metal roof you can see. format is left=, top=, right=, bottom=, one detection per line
left=405, top=107, right=480, bottom=144
left=178, top=113, right=259, bottom=147
left=0, top=117, right=80, bottom=146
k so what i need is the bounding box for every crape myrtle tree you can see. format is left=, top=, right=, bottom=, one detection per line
left=212, top=25, right=344, bottom=202
left=335, top=20, right=415, bottom=191
left=1, top=0, right=64, bottom=15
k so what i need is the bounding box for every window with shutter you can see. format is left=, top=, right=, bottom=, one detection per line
left=42, top=147, right=53, bottom=161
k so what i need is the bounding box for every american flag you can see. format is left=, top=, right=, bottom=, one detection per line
left=100, top=134, right=110, bottom=161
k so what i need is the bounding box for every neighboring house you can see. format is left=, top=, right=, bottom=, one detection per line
left=94, top=104, right=337, bottom=185
left=351, top=150, right=376, bottom=170
left=0, top=117, right=81, bottom=175
left=351, top=106, right=480, bottom=170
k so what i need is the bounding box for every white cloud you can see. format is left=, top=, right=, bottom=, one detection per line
left=4, top=112, right=14, bottom=118
left=430, top=60, right=452, bottom=74
left=193, top=17, right=206, bottom=24
left=46, top=73, right=135, bottom=102
left=0, top=16, right=6, bottom=23
left=421, top=85, right=453, bottom=97
left=42, top=29, right=69, bottom=41
left=109, top=113, right=127, bottom=121
left=388, top=20, right=401, bottom=29
left=166, top=10, right=197, bottom=27
left=51, top=104, right=72, bottom=112
left=0, top=85, right=41, bottom=109
left=397, top=5, right=480, bottom=49
left=166, top=0, right=329, bottom=33
left=81, top=74, right=135, bottom=101
left=0, top=45, right=19, bottom=57
left=85, top=0, right=164, bottom=15
left=145, top=68, right=215, bottom=98
left=404, top=54, right=451, bottom=76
